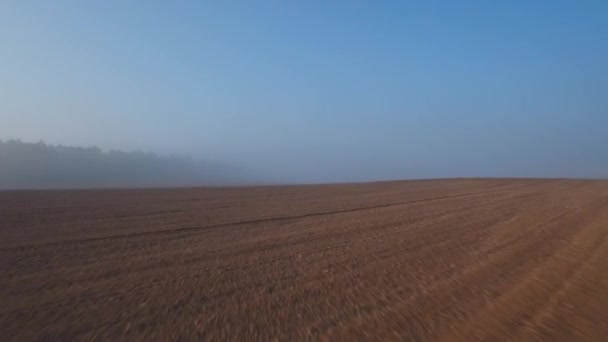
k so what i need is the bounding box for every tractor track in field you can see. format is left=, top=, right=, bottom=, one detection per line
left=1, top=179, right=607, bottom=340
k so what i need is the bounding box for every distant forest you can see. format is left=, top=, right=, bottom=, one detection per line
left=0, top=140, right=250, bottom=189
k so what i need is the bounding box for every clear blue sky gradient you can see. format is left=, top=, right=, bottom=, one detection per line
left=1, top=1, right=606, bottom=182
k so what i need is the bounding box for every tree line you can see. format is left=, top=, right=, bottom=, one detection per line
left=0, top=139, right=249, bottom=189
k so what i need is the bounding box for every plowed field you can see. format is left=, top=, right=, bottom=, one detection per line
left=2, top=179, right=608, bottom=340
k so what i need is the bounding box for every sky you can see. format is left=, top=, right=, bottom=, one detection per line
left=1, top=1, right=607, bottom=183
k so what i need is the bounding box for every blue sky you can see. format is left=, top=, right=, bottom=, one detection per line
left=1, top=1, right=607, bottom=182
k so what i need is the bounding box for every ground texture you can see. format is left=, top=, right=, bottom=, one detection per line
left=1, top=179, right=608, bottom=341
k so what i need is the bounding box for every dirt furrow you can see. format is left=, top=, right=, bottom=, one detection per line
left=1, top=179, right=607, bottom=341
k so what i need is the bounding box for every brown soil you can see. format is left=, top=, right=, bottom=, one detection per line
left=1, top=179, right=608, bottom=341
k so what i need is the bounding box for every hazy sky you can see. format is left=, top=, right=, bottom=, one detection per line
left=1, top=1, right=607, bottom=182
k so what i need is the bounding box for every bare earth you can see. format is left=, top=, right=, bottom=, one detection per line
left=2, top=179, right=608, bottom=341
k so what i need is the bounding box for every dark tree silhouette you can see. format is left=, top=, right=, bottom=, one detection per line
left=0, top=140, right=250, bottom=189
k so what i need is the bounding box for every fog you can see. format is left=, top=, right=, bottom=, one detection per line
left=1, top=2, right=607, bottom=187
left=0, top=140, right=251, bottom=189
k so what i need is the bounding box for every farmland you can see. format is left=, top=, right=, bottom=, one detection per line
left=1, top=179, right=608, bottom=340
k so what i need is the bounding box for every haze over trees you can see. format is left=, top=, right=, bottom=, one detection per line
left=0, top=139, right=250, bottom=189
